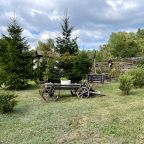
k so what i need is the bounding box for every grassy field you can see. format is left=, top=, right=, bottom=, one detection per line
left=1, top=83, right=144, bottom=144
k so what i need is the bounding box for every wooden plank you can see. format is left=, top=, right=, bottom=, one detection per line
left=44, top=83, right=81, bottom=90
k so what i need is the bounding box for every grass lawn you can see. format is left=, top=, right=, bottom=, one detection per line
left=1, top=83, right=144, bottom=144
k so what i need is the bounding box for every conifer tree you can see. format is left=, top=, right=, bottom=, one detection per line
left=56, top=13, right=79, bottom=55
left=0, top=19, right=32, bottom=89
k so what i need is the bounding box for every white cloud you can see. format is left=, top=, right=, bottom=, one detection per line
left=0, top=0, right=144, bottom=50
left=39, top=31, right=58, bottom=41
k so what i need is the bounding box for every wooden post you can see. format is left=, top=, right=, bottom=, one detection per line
left=93, top=50, right=96, bottom=74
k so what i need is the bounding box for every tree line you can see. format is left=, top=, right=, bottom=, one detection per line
left=0, top=14, right=144, bottom=90
left=94, top=29, right=144, bottom=62
left=0, top=15, right=92, bottom=89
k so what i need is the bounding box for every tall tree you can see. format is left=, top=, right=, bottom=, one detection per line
left=37, top=38, right=55, bottom=58
left=56, top=13, right=79, bottom=55
left=34, top=38, right=56, bottom=82
left=136, top=28, right=144, bottom=56
left=108, top=32, right=139, bottom=58
left=0, top=19, right=32, bottom=89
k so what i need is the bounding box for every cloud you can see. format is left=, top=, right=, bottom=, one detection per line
left=0, top=0, right=144, bottom=50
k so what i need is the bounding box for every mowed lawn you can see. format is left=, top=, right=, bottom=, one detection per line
left=1, top=83, right=144, bottom=144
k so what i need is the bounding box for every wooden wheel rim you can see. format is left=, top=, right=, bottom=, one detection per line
left=77, top=87, right=89, bottom=98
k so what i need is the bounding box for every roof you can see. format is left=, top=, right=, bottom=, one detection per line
left=35, top=49, right=43, bottom=57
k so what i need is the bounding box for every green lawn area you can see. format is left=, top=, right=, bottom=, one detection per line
left=1, top=83, right=144, bottom=144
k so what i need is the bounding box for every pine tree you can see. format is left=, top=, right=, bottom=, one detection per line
left=0, top=19, right=32, bottom=89
left=56, top=13, right=79, bottom=55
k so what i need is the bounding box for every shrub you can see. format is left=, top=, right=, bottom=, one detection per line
left=49, top=52, right=92, bottom=83
left=119, top=74, right=133, bottom=95
left=0, top=93, right=17, bottom=114
left=109, top=67, right=122, bottom=81
left=60, top=77, right=68, bottom=80
left=137, top=57, right=144, bottom=68
left=128, top=67, right=144, bottom=88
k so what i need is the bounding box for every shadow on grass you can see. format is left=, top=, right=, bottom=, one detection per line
left=11, top=104, right=30, bottom=116
left=118, top=89, right=144, bottom=97
left=24, top=84, right=39, bottom=90
left=1, top=107, right=29, bottom=117
left=0, top=83, right=39, bottom=92
left=89, top=94, right=106, bottom=99
left=51, top=92, right=106, bottom=103
left=55, top=94, right=76, bottom=102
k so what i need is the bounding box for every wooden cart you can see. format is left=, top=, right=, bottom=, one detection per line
left=39, top=83, right=103, bottom=102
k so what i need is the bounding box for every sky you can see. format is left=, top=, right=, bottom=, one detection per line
left=0, top=0, right=144, bottom=50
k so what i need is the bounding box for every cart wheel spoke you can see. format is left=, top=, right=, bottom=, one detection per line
left=40, top=89, right=50, bottom=102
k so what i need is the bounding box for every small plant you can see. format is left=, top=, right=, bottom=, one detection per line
left=0, top=93, right=17, bottom=114
left=60, top=77, right=68, bottom=80
left=119, top=74, right=133, bottom=95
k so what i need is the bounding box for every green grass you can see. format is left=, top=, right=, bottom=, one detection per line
left=1, top=83, right=144, bottom=144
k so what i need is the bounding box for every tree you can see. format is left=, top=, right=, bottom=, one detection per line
left=57, top=52, right=92, bottom=82
left=34, top=38, right=56, bottom=82
left=0, top=20, right=32, bottom=89
left=108, top=32, right=139, bottom=58
left=136, top=28, right=144, bottom=56
left=98, top=44, right=114, bottom=61
left=70, top=51, right=92, bottom=82
left=56, top=13, right=79, bottom=55
left=37, top=38, right=55, bottom=58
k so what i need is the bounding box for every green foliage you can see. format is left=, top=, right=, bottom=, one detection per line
left=47, top=52, right=92, bottom=83
left=96, top=29, right=144, bottom=60
left=137, top=57, right=144, bottom=68
left=58, top=53, right=75, bottom=78
left=0, top=93, right=17, bottom=114
left=36, top=39, right=55, bottom=58
left=60, top=77, right=68, bottom=80
left=33, top=59, right=47, bottom=83
left=70, top=52, right=92, bottom=82
left=34, top=39, right=56, bottom=82
left=49, top=13, right=89, bottom=83
left=46, top=59, right=61, bottom=83
left=0, top=20, right=32, bottom=89
left=56, top=14, right=79, bottom=55
left=128, top=67, right=144, bottom=88
left=119, top=74, right=133, bottom=95
left=58, top=52, right=92, bottom=83
left=98, top=45, right=114, bottom=61
left=136, top=29, right=144, bottom=55
left=109, top=67, right=122, bottom=81
left=108, top=32, right=140, bottom=58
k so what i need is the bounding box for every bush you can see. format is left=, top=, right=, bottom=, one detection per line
left=119, top=74, right=133, bottom=95
left=0, top=93, right=17, bottom=114
left=48, top=52, right=92, bottom=83
left=5, top=74, right=29, bottom=90
left=128, top=67, right=144, bottom=88
left=137, top=58, right=144, bottom=68
left=109, top=67, right=122, bottom=81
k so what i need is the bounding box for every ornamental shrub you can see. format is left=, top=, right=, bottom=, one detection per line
left=0, top=93, right=17, bottom=114
left=128, top=67, right=144, bottom=88
left=119, top=74, right=133, bottom=95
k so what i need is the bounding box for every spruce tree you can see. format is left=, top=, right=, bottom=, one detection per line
left=0, top=19, right=32, bottom=89
left=56, top=14, right=79, bottom=55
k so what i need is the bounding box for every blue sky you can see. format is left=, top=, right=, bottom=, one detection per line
left=0, top=0, right=144, bottom=50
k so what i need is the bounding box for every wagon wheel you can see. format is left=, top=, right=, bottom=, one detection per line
left=39, top=84, right=45, bottom=97
left=39, top=85, right=57, bottom=102
left=39, top=89, right=49, bottom=102
left=76, top=86, right=90, bottom=98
